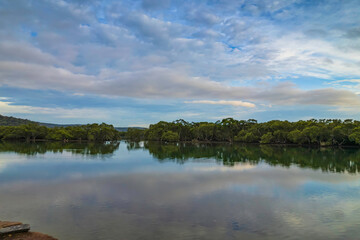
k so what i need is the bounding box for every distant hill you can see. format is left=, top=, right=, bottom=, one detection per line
left=0, top=114, right=77, bottom=127
left=115, top=127, right=147, bottom=132
left=0, top=114, right=146, bottom=131
left=0, top=114, right=36, bottom=126
left=40, top=122, right=81, bottom=128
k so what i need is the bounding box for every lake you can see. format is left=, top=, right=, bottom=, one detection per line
left=1, top=141, right=360, bottom=240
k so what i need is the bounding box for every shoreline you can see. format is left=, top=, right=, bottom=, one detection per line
left=1, top=139, right=360, bottom=148
left=0, top=221, right=56, bottom=240
left=123, top=139, right=360, bottom=148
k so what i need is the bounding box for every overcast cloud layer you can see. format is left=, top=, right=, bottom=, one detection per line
left=0, top=0, right=360, bottom=125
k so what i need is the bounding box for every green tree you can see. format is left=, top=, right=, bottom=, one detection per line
left=349, top=127, right=360, bottom=145
left=260, top=132, right=275, bottom=144
left=161, top=131, right=180, bottom=142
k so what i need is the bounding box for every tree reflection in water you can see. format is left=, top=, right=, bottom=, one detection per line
left=2, top=140, right=360, bottom=173
left=0, top=141, right=120, bottom=156
left=129, top=141, right=360, bottom=174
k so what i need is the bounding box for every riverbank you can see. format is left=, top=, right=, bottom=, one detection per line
left=0, top=221, right=56, bottom=240
left=123, top=138, right=360, bottom=148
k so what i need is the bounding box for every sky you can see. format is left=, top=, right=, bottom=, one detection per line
left=0, top=0, right=360, bottom=127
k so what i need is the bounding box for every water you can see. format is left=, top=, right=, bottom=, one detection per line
left=1, top=141, right=360, bottom=240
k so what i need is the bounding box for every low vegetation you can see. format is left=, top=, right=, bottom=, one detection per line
left=126, top=118, right=360, bottom=146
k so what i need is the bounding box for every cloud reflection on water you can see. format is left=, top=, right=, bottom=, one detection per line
left=0, top=141, right=360, bottom=239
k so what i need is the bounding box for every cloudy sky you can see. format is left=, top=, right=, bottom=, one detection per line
left=0, top=0, right=360, bottom=126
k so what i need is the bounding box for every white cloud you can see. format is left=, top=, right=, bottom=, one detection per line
left=1, top=61, right=360, bottom=106
left=0, top=100, right=110, bottom=120
left=185, top=100, right=256, bottom=108
left=1, top=0, right=360, bottom=120
left=328, top=79, right=360, bottom=94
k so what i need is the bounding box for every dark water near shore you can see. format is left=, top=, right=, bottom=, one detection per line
left=1, top=141, right=360, bottom=240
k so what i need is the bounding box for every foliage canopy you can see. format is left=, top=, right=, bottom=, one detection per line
left=126, top=118, right=360, bottom=146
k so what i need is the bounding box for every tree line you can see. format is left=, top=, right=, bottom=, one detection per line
left=126, top=118, right=360, bottom=146
left=0, top=123, right=120, bottom=142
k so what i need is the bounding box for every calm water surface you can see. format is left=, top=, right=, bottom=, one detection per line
left=1, top=141, right=360, bottom=240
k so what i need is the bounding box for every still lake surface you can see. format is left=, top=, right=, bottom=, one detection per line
left=1, top=141, right=360, bottom=240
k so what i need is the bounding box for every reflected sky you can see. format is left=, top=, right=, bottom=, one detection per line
left=0, top=141, right=360, bottom=240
